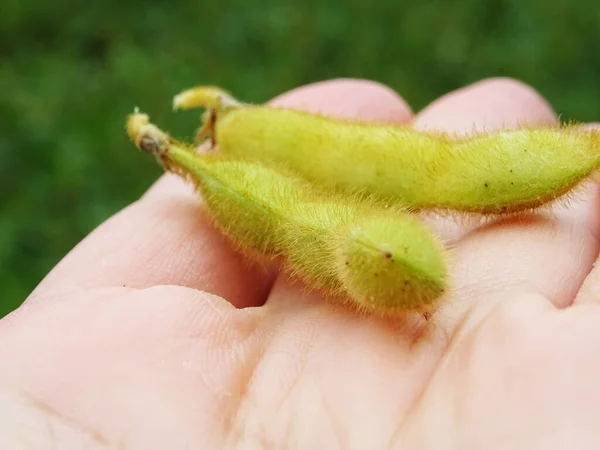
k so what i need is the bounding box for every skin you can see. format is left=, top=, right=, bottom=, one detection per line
left=2, top=78, right=600, bottom=449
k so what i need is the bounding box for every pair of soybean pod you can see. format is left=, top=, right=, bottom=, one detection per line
left=126, top=86, right=600, bottom=317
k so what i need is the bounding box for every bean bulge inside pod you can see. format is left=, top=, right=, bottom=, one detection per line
left=126, top=111, right=448, bottom=316
left=173, top=86, right=600, bottom=215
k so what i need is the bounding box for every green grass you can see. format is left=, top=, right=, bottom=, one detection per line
left=2, top=0, right=599, bottom=316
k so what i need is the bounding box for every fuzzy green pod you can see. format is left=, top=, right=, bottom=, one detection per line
left=127, top=112, right=447, bottom=315
left=174, top=86, right=600, bottom=214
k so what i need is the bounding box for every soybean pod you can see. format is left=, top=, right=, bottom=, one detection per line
left=173, top=86, right=600, bottom=214
left=127, top=112, right=447, bottom=316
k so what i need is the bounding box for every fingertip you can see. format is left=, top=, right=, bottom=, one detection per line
left=415, top=77, right=557, bottom=133
left=582, top=122, right=600, bottom=131
left=269, top=78, right=413, bottom=124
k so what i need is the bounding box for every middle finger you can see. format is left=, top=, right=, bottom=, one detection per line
left=415, top=78, right=600, bottom=333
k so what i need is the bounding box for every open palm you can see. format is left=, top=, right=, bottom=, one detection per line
left=2, top=78, right=600, bottom=450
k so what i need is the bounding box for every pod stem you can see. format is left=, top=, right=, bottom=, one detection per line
left=126, top=110, right=202, bottom=178
left=172, top=86, right=245, bottom=145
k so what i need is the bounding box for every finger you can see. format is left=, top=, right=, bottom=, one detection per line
left=414, top=79, right=600, bottom=333
left=414, top=77, right=559, bottom=243
left=263, top=79, right=415, bottom=313
left=414, top=77, right=556, bottom=133
left=269, top=78, right=412, bottom=123
left=572, top=124, right=600, bottom=305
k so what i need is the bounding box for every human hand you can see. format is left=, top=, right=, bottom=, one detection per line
left=2, top=78, right=600, bottom=450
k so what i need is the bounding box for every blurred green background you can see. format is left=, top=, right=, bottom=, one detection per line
left=2, top=0, right=599, bottom=317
